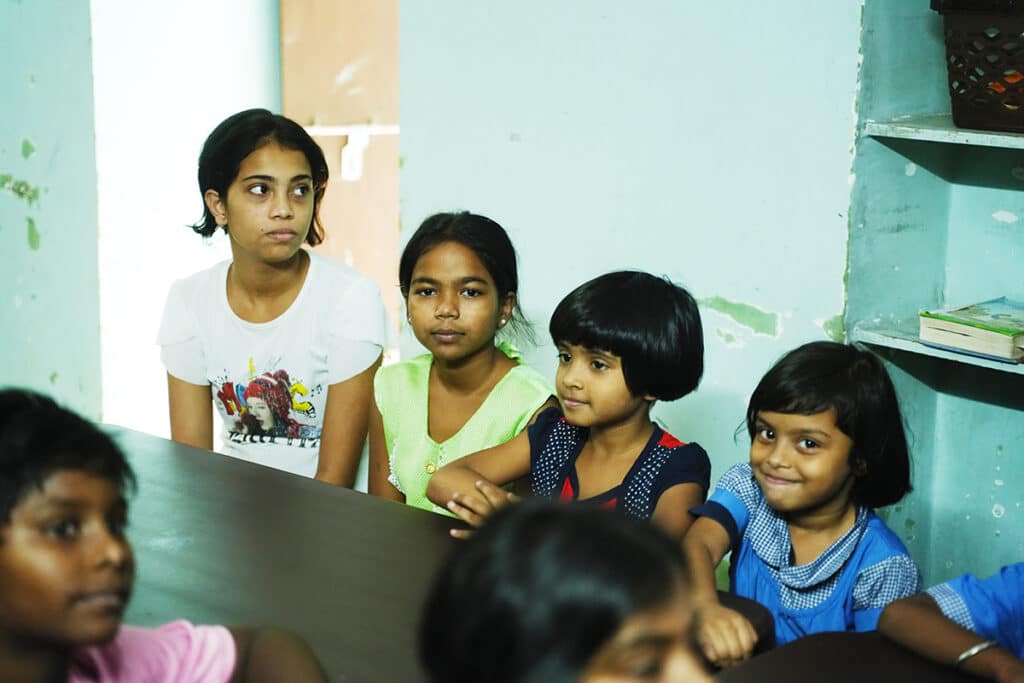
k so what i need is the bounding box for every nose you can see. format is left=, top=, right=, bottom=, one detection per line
left=559, top=359, right=583, bottom=390
left=765, top=441, right=789, bottom=469
left=435, top=290, right=459, bottom=319
left=664, top=646, right=713, bottom=683
left=270, top=191, right=295, bottom=219
left=96, top=528, right=133, bottom=573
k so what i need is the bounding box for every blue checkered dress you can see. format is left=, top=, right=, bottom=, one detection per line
left=692, top=463, right=920, bottom=645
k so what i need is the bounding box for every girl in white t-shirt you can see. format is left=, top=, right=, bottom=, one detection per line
left=158, top=109, right=389, bottom=484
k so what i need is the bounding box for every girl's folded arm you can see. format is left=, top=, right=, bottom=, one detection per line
left=315, top=358, right=381, bottom=487
left=878, top=594, right=1024, bottom=683
left=229, top=627, right=327, bottom=683
left=682, top=516, right=758, bottom=666
left=167, top=373, right=214, bottom=450
left=651, top=482, right=705, bottom=540
left=426, top=430, right=532, bottom=507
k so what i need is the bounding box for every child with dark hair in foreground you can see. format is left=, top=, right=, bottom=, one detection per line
left=0, top=388, right=326, bottom=683
left=427, top=270, right=710, bottom=540
left=879, top=563, right=1023, bottom=683
left=420, top=499, right=712, bottom=683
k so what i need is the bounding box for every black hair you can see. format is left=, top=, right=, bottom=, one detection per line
left=419, top=500, right=687, bottom=683
left=0, top=388, right=135, bottom=524
left=745, top=341, right=912, bottom=508
left=399, top=211, right=532, bottom=341
left=191, top=108, right=330, bottom=246
left=548, top=270, right=703, bottom=401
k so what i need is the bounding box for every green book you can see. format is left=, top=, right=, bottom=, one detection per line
left=919, top=297, right=1024, bottom=360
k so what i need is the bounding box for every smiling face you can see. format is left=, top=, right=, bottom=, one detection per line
left=405, top=240, right=513, bottom=366
left=0, top=470, right=133, bottom=649
left=205, top=141, right=315, bottom=265
left=581, top=582, right=711, bottom=683
left=749, top=409, right=857, bottom=519
left=556, top=342, right=652, bottom=429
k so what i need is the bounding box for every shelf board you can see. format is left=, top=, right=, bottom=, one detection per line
left=863, top=113, right=1024, bottom=150
left=851, top=321, right=1024, bottom=375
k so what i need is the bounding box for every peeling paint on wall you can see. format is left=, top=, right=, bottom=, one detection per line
left=49, top=371, right=58, bottom=384
left=821, top=314, right=845, bottom=342
left=0, top=174, right=41, bottom=207
left=716, top=329, right=736, bottom=344
left=992, top=210, right=1018, bottom=224
left=699, top=297, right=778, bottom=336
left=26, top=217, right=40, bottom=250
left=21, top=139, right=36, bottom=159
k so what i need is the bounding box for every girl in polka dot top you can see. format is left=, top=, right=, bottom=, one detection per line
left=427, top=270, right=710, bottom=541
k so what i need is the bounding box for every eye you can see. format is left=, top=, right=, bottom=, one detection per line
left=108, top=511, right=129, bottom=539
left=798, top=438, right=820, bottom=450
left=460, top=288, right=483, bottom=298
left=248, top=183, right=269, bottom=196
left=47, top=518, right=81, bottom=540
left=590, top=359, right=609, bottom=371
left=413, top=287, right=436, bottom=297
left=292, top=184, right=311, bottom=198
left=756, top=426, right=775, bottom=441
left=557, top=351, right=571, bottom=364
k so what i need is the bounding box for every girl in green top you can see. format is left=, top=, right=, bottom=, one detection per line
left=368, top=212, right=555, bottom=512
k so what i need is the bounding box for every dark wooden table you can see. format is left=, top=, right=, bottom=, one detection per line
left=715, top=631, right=985, bottom=683
left=109, top=426, right=457, bottom=683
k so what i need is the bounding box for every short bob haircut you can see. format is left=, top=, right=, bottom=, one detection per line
left=745, top=341, right=912, bottom=508
left=549, top=270, right=703, bottom=401
left=399, top=211, right=532, bottom=341
left=419, top=500, right=688, bottom=683
left=0, top=389, right=135, bottom=524
left=192, top=108, right=330, bottom=246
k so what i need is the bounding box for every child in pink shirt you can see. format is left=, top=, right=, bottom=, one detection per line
left=0, top=389, right=325, bottom=683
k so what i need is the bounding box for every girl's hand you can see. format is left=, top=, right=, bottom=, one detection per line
left=693, top=602, right=759, bottom=668
left=993, top=656, right=1024, bottom=683
left=446, top=480, right=519, bottom=539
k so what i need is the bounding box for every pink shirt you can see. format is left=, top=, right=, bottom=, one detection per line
left=69, top=621, right=236, bottom=683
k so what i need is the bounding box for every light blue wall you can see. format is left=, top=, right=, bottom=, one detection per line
left=850, top=1, right=1023, bottom=585
left=400, top=2, right=863, bottom=476
left=0, top=1, right=282, bottom=422
left=91, top=0, right=282, bottom=437
left=0, top=1, right=102, bottom=417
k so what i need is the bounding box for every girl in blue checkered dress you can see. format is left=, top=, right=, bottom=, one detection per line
left=683, top=341, right=919, bottom=666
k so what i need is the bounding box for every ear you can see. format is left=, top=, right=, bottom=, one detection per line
left=204, top=189, right=227, bottom=228
left=498, top=293, right=515, bottom=329
left=642, top=394, right=657, bottom=404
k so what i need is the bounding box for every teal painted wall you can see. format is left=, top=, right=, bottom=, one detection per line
left=849, top=1, right=1022, bottom=585
left=399, top=2, right=863, bottom=500
left=0, top=1, right=102, bottom=418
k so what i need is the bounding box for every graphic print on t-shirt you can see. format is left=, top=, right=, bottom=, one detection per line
left=213, top=360, right=322, bottom=448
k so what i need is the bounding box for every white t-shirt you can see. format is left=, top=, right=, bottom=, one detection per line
left=157, top=251, right=389, bottom=477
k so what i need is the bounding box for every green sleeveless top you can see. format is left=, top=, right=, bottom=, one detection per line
left=373, top=343, right=553, bottom=514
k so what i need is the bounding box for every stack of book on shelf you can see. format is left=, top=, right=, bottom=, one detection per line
left=919, top=297, right=1024, bottom=363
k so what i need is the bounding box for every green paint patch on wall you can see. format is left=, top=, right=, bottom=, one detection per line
left=1, top=174, right=41, bottom=208
left=21, top=139, right=36, bottom=160
left=27, top=217, right=40, bottom=250
left=699, top=296, right=778, bottom=336
left=716, top=329, right=736, bottom=344
left=49, top=371, right=58, bottom=384
left=822, top=314, right=845, bottom=342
